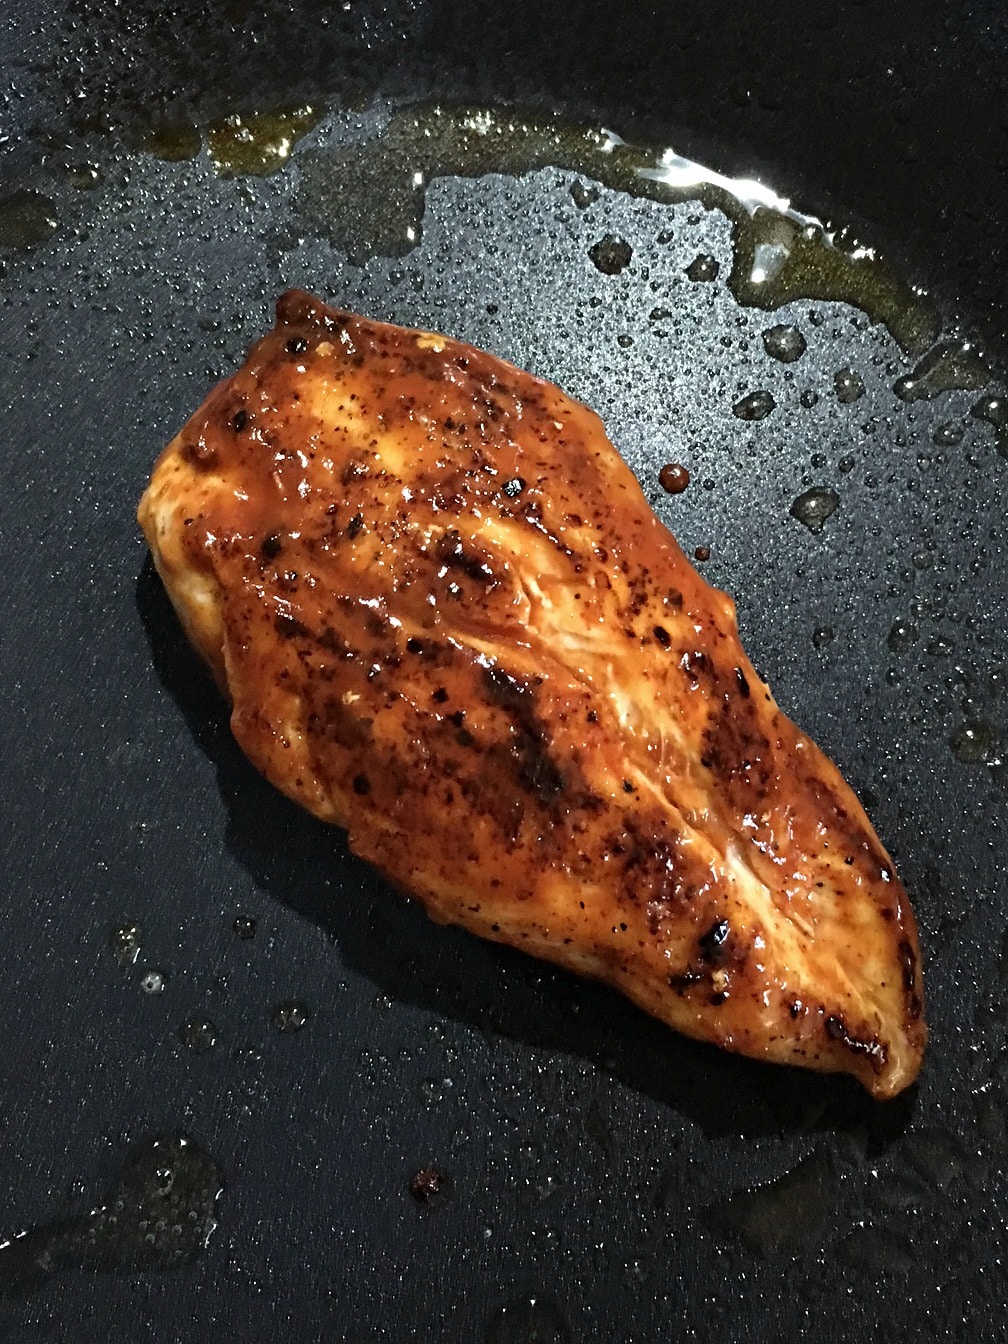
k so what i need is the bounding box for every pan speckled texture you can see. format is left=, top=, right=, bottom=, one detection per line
left=0, top=3, right=1006, bottom=1341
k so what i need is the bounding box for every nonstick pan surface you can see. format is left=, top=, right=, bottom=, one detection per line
left=1, top=3, right=1006, bottom=1341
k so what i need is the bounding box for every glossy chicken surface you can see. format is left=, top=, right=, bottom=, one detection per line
left=138, top=289, right=926, bottom=1098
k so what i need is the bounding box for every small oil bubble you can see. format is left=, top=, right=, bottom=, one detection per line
left=569, top=180, right=599, bottom=209
left=109, top=924, right=143, bottom=969
left=799, top=388, right=819, bottom=409
left=812, top=626, right=835, bottom=648
left=421, top=1076, right=454, bottom=1104
left=233, top=915, right=257, bottom=941
left=838, top=453, right=856, bottom=473
left=762, top=324, right=807, bottom=363
left=789, top=486, right=839, bottom=532
left=0, top=190, right=58, bottom=249
left=950, top=719, right=1002, bottom=767
left=178, top=1017, right=217, bottom=1053
left=588, top=234, right=632, bottom=274
left=65, top=163, right=101, bottom=190
left=933, top=421, right=964, bottom=447
left=272, top=1001, right=309, bottom=1034
left=971, top=394, right=1008, bottom=457
left=685, top=253, right=719, bottom=282
left=924, top=635, right=955, bottom=658
left=732, top=389, right=775, bottom=421
left=834, top=368, right=866, bottom=404
left=140, top=971, right=165, bottom=995
left=887, top=620, right=919, bottom=653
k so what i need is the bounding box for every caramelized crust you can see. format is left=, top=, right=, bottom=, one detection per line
left=138, top=289, right=926, bottom=1097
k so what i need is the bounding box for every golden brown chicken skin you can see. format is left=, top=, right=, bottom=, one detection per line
left=138, top=289, right=926, bottom=1098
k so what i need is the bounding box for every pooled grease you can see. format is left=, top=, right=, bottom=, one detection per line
left=0, top=1135, right=222, bottom=1297
left=293, top=103, right=940, bottom=355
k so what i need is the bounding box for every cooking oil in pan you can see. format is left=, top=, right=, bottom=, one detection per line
left=893, top=339, right=990, bottom=402
left=291, top=102, right=941, bottom=355
left=0, top=1135, right=222, bottom=1296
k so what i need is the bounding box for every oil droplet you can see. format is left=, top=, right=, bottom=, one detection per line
left=0, top=190, right=58, bottom=249
left=812, top=626, right=834, bottom=648
left=233, top=915, right=257, bottom=941
left=971, top=394, right=1008, bottom=458
left=587, top=234, right=632, bottom=275
left=658, top=463, right=690, bottom=494
left=841, top=1225, right=917, bottom=1278
left=892, top=340, right=990, bottom=402
left=799, top=389, right=819, bottom=409
left=206, top=105, right=321, bottom=177
left=140, top=971, right=165, bottom=995
left=789, top=486, right=839, bottom=532
left=109, top=923, right=143, bottom=969
left=834, top=368, right=865, bottom=404
left=0, top=1135, right=222, bottom=1296
left=887, top=620, right=919, bottom=653
left=924, top=635, right=955, bottom=658
left=694, top=544, right=711, bottom=562
left=178, top=1016, right=217, bottom=1053
left=65, top=163, right=102, bottom=190
left=732, top=389, right=775, bottom=421
left=272, top=1001, right=309, bottom=1033
left=950, top=719, right=1003, bottom=767
left=703, top=1151, right=833, bottom=1253
left=569, top=180, right=599, bottom=209
left=487, top=1295, right=572, bottom=1344
left=762, top=324, right=807, bottom=363
left=685, top=252, right=719, bottom=282
left=140, top=122, right=202, bottom=162
left=421, top=1077, right=454, bottom=1104
left=933, top=421, right=964, bottom=447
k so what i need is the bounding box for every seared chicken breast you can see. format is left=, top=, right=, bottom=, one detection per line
left=138, top=289, right=926, bottom=1098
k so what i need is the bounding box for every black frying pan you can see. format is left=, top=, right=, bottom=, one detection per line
left=1, top=3, right=1005, bottom=1340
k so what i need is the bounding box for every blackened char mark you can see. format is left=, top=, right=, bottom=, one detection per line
left=308, top=695, right=373, bottom=750
left=898, top=938, right=924, bottom=1020
left=700, top=692, right=772, bottom=809
left=435, top=529, right=496, bottom=585
left=481, top=665, right=564, bottom=803
left=824, top=1014, right=888, bottom=1072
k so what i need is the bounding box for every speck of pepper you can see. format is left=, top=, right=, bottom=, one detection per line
left=409, top=1165, right=451, bottom=1202
left=658, top=463, right=690, bottom=495
left=694, top=545, right=711, bottom=562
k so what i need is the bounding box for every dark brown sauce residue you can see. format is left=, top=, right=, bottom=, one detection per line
left=658, top=463, right=690, bottom=495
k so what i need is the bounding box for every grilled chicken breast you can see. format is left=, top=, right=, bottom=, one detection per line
left=138, top=289, right=926, bottom=1098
